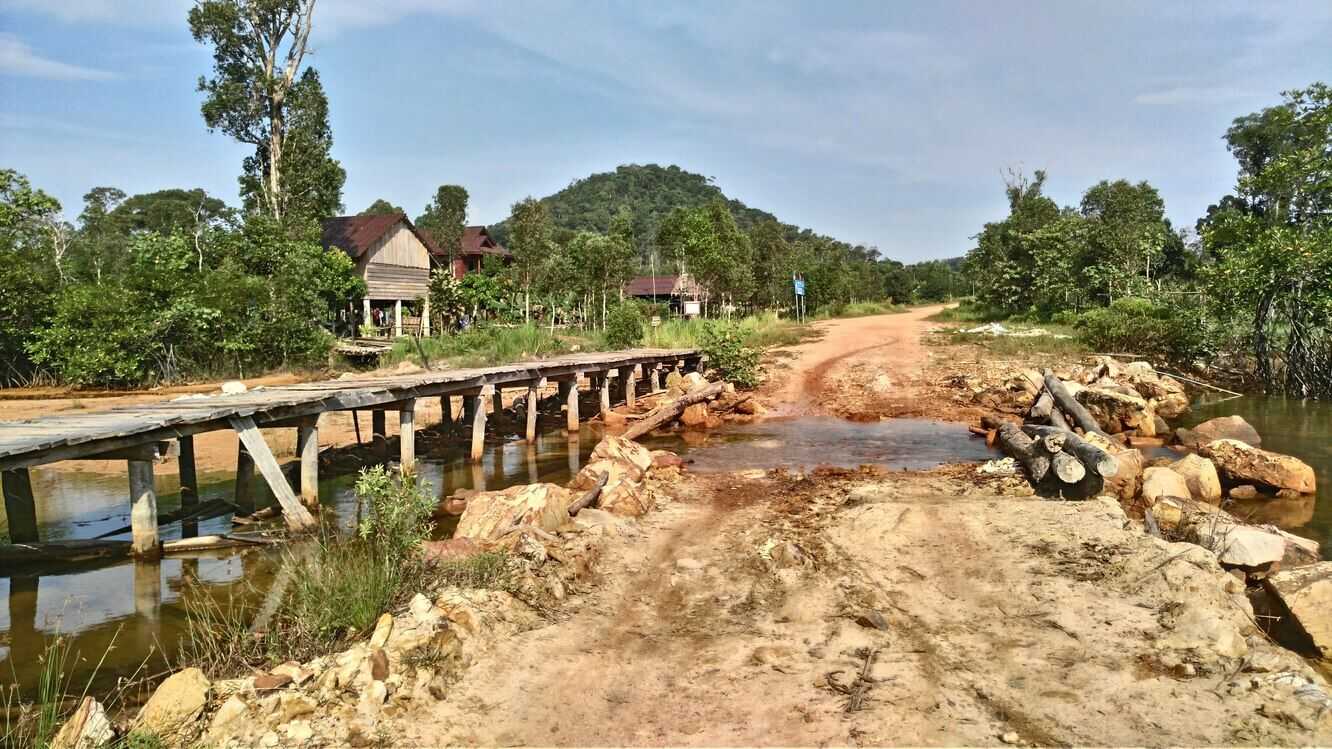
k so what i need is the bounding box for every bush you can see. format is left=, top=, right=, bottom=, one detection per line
left=698, top=321, right=762, bottom=388
left=1076, top=297, right=1207, bottom=364
left=603, top=301, right=645, bottom=349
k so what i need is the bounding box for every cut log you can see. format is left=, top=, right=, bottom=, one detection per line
left=1042, top=371, right=1108, bottom=437
left=1022, top=425, right=1120, bottom=478
left=162, top=534, right=275, bottom=554
left=1049, top=451, right=1087, bottom=483
left=567, top=471, right=610, bottom=517
left=981, top=415, right=1050, bottom=482
left=622, top=381, right=726, bottom=441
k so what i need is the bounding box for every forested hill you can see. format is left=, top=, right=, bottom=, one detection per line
left=492, top=163, right=831, bottom=253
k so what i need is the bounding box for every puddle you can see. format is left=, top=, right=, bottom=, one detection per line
left=642, top=416, right=1001, bottom=473
left=1, top=416, right=997, bottom=698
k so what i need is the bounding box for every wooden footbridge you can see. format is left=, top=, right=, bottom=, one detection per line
left=0, top=348, right=699, bottom=558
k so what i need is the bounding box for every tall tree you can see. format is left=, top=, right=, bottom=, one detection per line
left=361, top=199, right=403, bottom=216
left=747, top=219, right=791, bottom=308
left=508, top=196, right=553, bottom=323
left=1079, top=179, right=1168, bottom=300
left=417, top=185, right=468, bottom=267
left=0, top=170, right=61, bottom=383
left=74, top=186, right=126, bottom=284
left=190, top=0, right=318, bottom=222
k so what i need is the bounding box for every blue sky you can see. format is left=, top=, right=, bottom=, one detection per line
left=1, top=1, right=1329, bottom=261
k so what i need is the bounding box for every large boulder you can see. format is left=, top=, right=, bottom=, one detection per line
left=133, top=667, right=210, bottom=740
left=1176, top=415, right=1261, bottom=450
left=1122, top=362, right=1191, bottom=420
left=454, top=483, right=573, bottom=539
left=1141, top=466, right=1191, bottom=506
left=1104, top=448, right=1145, bottom=502
left=1188, top=522, right=1287, bottom=569
left=680, top=402, right=710, bottom=427
left=1075, top=388, right=1157, bottom=436
left=588, top=436, right=653, bottom=482
left=1169, top=454, right=1222, bottom=504
left=1262, top=562, right=1332, bottom=660
left=1200, top=439, right=1317, bottom=495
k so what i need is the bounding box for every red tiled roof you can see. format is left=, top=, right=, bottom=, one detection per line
left=624, top=276, right=680, bottom=296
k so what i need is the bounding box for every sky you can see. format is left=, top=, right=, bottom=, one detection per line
left=1, top=1, right=1329, bottom=262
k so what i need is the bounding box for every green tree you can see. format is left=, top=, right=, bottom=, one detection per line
left=417, top=184, right=468, bottom=267
left=747, top=219, right=792, bottom=308
left=361, top=199, right=403, bottom=216
left=1079, top=179, right=1169, bottom=301
left=190, top=0, right=320, bottom=223
left=507, top=196, right=553, bottom=323
left=0, top=169, right=61, bottom=384
left=72, top=186, right=126, bottom=283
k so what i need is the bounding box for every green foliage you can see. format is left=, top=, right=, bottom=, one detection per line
left=388, top=323, right=573, bottom=368
left=698, top=322, right=763, bottom=389
left=353, top=466, right=437, bottom=566
left=603, top=301, right=645, bottom=349
left=361, top=198, right=404, bottom=215
left=0, top=169, right=61, bottom=384
left=434, top=551, right=519, bottom=592
left=428, top=268, right=466, bottom=330
left=416, top=185, right=468, bottom=263
left=1075, top=297, right=1208, bottom=364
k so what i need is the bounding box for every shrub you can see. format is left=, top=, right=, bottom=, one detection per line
left=1076, top=297, right=1207, bottom=364
left=698, top=321, right=762, bottom=388
left=603, top=301, right=645, bottom=349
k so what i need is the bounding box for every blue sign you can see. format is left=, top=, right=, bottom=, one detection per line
left=793, top=279, right=806, bottom=296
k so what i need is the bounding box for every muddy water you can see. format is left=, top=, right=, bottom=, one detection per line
left=0, top=417, right=997, bottom=698
left=1181, top=396, right=1331, bottom=554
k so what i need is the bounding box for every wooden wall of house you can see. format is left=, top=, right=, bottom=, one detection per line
left=358, top=223, right=430, bottom=300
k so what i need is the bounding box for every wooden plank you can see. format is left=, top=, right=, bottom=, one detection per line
left=128, top=459, right=159, bottom=558
left=229, top=416, right=317, bottom=532
left=2, top=468, right=39, bottom=543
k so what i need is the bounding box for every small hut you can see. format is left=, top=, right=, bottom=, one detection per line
left=321, top=213, right=435, bottom=337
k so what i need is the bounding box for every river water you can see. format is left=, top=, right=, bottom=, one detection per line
left=0, top=417, right=996, bottom=699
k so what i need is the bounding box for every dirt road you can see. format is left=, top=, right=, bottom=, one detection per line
left=388, top=309, right=1330, bottom=746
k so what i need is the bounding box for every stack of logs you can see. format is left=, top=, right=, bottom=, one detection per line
left=981, top=370, right=1120, bottom=499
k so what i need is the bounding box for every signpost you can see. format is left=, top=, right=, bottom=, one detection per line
left=792, top=275, right=807, bottom=323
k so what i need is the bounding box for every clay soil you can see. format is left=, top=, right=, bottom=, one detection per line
left=383, top=308, right=1330, bottom=746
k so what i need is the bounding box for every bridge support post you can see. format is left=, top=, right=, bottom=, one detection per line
left=598, top=374, right=612, bottom=416
left=296, top=417, right=319, bottom=510
left=371, top=410, right=387, bottom=462
left=235, top=443, right=255, bottom=515
left=468, top=386, right=491, bottom=463
left=129, top=459, right=160, bottom=558
left=178, top=436, right=199, bottom=537
left=560, top=378, right=580, bottom=432
left=441, top=396, right=454, bottom=425
left=525, top=378, right=545, bottom=443
left=399, top=399, right=416, bottom=473
left=2, top=468, right=39, bottom=543
left=230, top=416, right=318, bottom=532
left=492, top=387, right=504, bottom=421
left=620, top=366, right=637, bottom=408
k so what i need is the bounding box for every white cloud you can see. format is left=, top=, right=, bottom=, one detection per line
left=0, top=33, right=116, bottom=80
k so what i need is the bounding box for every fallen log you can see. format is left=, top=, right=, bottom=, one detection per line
left=1049, top=451, right=1087, bottom=483
left=1028, top=388, right=1070, bottom=431
left=1021, top=424, right=1120, bottom=478
left=622, top=381, right=726, bottom=441
left=981, top=415, right=1050, bottom=482
left=162, top=534, right=276, bottom=554
left=1042, top=371, right=1108, bottom=437
left=567, top=471, right=610, bottom=517
left=0, top=540, right=131, bottom=564
left=711, top=395, right=752, bottom=415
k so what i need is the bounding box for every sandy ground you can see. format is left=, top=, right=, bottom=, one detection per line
left=382, top=309, right=1331, bottom=746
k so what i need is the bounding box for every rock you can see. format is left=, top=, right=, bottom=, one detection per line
left=369, top=612, right=394, bottom=648
left=50, top=697, right=114, bottom=749
left=1177, top=415, right=1261, bottom=449
left=1076, top=388, right=1156, bottom=435
left=589, top=436, right=653, bottom=481
left=1148, top=498, right=1184, bottom=533
left=680, top=402, right=710, bottom=427
left=358, top=680, right=388, bottom=717
left=133, top=667, right=210, bottom=739
left=409, top=593, right=440, bottom=627
left=206, top=695, right=248, bottom=743
left=650, top=450, right=685, bottom=469
left=735, top=399, right=766, bottom=416
left=1152, top=414, right=1171, bottom=435
left=1190, top=522, right=1287, bottom=569
left=1104, top=448, right=1145, bottom=502
left=1001, top=731, right=1021, bottom=745
left=270, top=661, right=313, bottom=687
left=1122, top=363, right=1191, bottom=420
left=1158, top=604, right=1247, bottom=660
left=369, top=647, right=389, bottom=681
left=1201, top=439, right=1316, bottom=494
left=598, top=473, right=652, bottom=517
left=682, top=371, right=707, bottom=391
left=422, top=537, right=481, bottom=562
left=854, top=610, right=890, bottom=631
left=221, top=380, right=247, bottom=395
left=454, top=483, right=574, bottom=539
left=1169, top=454, right=1222, bottom=504
left=601, top=410, right=627, bottom=428
left=1229, top=484, right=1260, bottom=500
left=252, top=672, right=293, bottom=692
left=1141, top=467, right=1191, bottom=506
left=284, top=720, right=314, bottom=743
left=1263, top=562, right=1332, bottom=660
left=279, top=691, right=317, bottom=721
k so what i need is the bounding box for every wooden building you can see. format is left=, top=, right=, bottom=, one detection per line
left=424, top=225, right=513, bottom=279
left=321, top=213, right=435, bottom=337
left=623, top=274, right=703, bottom=313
